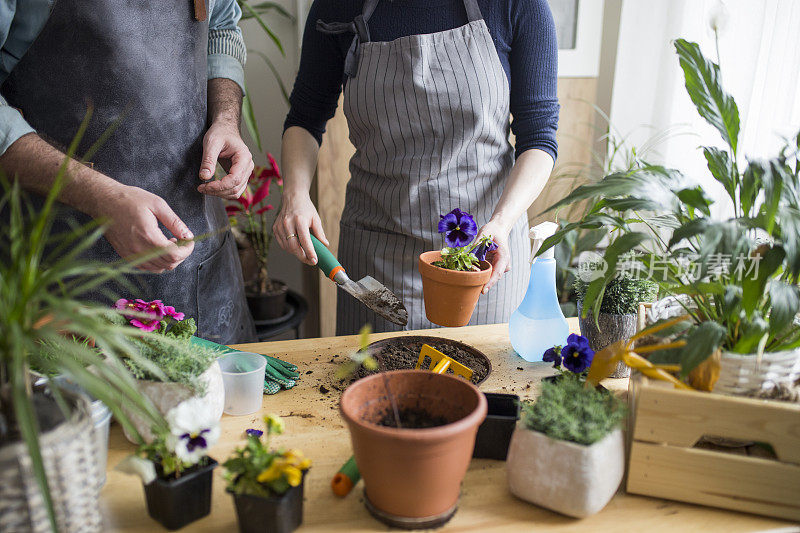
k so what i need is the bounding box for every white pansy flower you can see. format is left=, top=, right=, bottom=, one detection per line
left=115, top=455, right=156, bottom=484
left=165, top=397, right=220, bottom=465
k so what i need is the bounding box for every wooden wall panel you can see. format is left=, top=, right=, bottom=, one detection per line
left=316, top=79, right=599, bottom=335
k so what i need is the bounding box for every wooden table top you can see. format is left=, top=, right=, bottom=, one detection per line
left=100, top=321, right=795, bottom=532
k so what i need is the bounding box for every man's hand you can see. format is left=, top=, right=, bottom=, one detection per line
left=197, top=119, right=253, bottom=200
left=100, top=185, right=196, bottom=273
left=199, top=78, right=253, bottom=200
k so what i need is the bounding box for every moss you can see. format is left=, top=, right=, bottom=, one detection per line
left=574, top=275, right=658, bottom=315
left=522, top=374, right=625, bottom=445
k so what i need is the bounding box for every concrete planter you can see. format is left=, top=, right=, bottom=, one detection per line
left=123, top=360, right=224, bottom=443
left=507, top=427, right=624, bottom=518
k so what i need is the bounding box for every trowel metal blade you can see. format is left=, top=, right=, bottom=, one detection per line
left=341, top=276, right=408, bottom=326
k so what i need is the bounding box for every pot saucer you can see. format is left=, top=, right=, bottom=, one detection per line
left=364, top=491, right=458, bottom=530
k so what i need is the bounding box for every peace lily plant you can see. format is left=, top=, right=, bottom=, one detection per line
left=538, top=36, right=800, bottom=393
left=419, top=208, right=497, bottom=326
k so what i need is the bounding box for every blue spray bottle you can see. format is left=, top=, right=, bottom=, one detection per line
left=509, top=222, right=570, bottom=362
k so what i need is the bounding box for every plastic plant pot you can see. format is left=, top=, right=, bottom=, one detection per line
left=230, top=474, right=307, bottom=533
left=144, top=458, right=217, bottom=530
left=472, top=393, right=520, bottom=460
left=219, top=352, right=267, bottom=416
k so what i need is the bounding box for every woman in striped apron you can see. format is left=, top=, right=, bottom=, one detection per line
left=275, top=0, right=559, bottom=335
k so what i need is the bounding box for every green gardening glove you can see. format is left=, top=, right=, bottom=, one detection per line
left=190, top=336, right=300, bottom=395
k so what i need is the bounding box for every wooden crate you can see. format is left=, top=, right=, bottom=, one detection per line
left=626, top=374, right=800, bottom=521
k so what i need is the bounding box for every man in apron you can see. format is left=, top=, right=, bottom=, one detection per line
left=0, top=0, right=256, bottom=343
left=276, top=0, right=558, bottom=334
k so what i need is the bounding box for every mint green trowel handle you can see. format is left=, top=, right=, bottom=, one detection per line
left=310, top=234, right=344, bottom=280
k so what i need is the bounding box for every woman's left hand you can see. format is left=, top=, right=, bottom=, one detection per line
left=475, top=220, right=511, bottom=294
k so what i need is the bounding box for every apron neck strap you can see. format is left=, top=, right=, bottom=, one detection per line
left=462, top=0, right=484, bottom=23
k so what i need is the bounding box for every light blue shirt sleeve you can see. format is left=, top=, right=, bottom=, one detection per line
left=208, top=0, right=247, bottom=93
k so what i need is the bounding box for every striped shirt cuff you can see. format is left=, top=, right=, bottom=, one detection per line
left=208, top=28, right=247, bottom=93
left=0, top=97, right=36, bottom=157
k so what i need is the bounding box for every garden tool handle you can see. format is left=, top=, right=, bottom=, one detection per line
left=430, top=358, right=451, bottom=374
left=331, top=456, right=360, bottom=497
left=310, top=234, right=345, bottom=281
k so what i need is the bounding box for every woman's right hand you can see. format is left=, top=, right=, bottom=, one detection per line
left=273, top=191, right=329, bottom=266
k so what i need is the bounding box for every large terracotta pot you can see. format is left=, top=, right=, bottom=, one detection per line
left=418, top=251, right=492, bottom=327
left=340, top=370, right=487, bottom=529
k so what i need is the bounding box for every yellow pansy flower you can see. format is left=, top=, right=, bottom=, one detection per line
left=284, top=465, right=303, bottom=487
left=263, top=414, right=285, bottom=435
left=256, top=458, right=286, bottom=484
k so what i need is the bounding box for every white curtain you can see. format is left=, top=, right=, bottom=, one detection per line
left=608, top=0, right=800, bottom=216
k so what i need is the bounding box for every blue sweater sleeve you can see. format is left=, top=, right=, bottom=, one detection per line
left=508, top=0, right=559, bottom=161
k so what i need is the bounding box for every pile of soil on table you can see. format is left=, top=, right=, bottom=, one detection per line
left=353, top=338, right=490, bottom=385
left=376, top=407, right=449, bottom=429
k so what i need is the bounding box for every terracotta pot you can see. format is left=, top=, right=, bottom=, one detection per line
left=340, top=370, right=487, bottom=528
left=418, top=251, right=492, bottom=327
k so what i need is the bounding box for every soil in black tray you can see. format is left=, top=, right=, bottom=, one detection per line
left=376, top=407, right=449, bottom=428
left=354, top=339, right=489, bottom=385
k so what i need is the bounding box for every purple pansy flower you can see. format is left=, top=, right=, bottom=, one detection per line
left=561, top=334, right=595, bottom=373
left=471, top=238, right=498, bottom=261
left=245, top=428, right=264, bottom=438
left=438, top=208, right=478, bottom=248
left=542, top=346, right=562, bottom=367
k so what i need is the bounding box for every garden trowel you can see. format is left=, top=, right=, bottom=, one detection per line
left=310, top=235, right=408, bottom=326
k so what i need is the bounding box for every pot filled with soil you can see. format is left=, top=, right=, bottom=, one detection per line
left=340, top=370, right=487, bottom=529
left=418, top=251, right=491, bottom=327
left=230, top=474, right=306, bottom=533
left=359, top=336, right=492, bottom=385
left=247, top=279, right=289, bottom=322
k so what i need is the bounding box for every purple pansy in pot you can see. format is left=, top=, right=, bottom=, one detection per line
left=561, top=334, right=595, bottom=373
left=471, top=237, right=498, bottom=261
left=542, top=346, right=562, bottom=367
left=438, top=208, right=478, bottom=248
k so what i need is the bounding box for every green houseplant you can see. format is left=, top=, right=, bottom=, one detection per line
left=0, top=119, right=170, bottom=531
left=537, top=36, right=800, bottom=394
left=574, top=276, right=658, bottom=377
left=224, top=414, right=311, bottom=533
left=506, top=374, right=626, bottom=518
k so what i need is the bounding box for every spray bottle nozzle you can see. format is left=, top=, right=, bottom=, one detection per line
left=530, top=221, right=559, bottom=260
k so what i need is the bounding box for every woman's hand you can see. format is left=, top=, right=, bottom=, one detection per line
left=475, top=219, right=512, bottom=294
left=273, top=191, right=329, bottom=265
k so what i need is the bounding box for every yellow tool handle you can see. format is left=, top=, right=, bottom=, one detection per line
left=430, top=358, right=451, bottom=374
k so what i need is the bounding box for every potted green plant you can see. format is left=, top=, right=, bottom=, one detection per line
left=0, top=160, right=168, bottom=529
left=112, top=302, right=224, bottom=442
left=224, top=414, right=311, bottom=533
left=227, top=155, right=289, bottom=321
left=575, top=275, right=658, bottom=377
left=418, top=208, right=497, bottom=326
left=506, top=374, right=626, bottom=518
left=537, top=36, right=800, bottom=394
left=337, top=327, right=488, bottom=528
left=117, top=397, right=220, bottom=530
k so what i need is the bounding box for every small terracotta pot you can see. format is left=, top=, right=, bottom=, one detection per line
left=418, top=251, right=492, bottom=327
left=340, top=370, right=487, bottom=528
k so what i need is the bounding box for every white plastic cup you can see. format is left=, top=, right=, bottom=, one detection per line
left=218, top=352, right=267, bottom=416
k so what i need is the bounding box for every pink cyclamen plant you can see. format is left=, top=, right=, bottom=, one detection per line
left=115, top=298, right=185, bottom=332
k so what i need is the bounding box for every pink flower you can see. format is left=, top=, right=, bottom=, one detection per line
left=115, top=298, right=138, bottom=312
left=129, top=318, right=161, bottom=332
left=164, top=305, right=185, bottom=321
left=138, top=299, right=166, bottom=319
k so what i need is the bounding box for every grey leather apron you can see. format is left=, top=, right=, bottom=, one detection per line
left=322, top=0, right=530, bottom=335
left=1, top=0, right=256, bottom=343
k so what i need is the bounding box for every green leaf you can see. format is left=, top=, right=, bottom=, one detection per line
left=741, top=161, right=763, bottom=217
left=768, top=281, right=799, bottom=336
left=678, top=321, right=726, bottom=377
left=674, top=39, right=740, bottom=154
left=668, top=218, right=709, bottom=248
left=703, top=146, right=737, bottom=202
left=730, top=314, right=769, bottom=354
left=242, top=84, right=262, bottom=152
left=249, top=50, right=290, bottom=103
left=239, top=1, right=295, bottom=22
left=741, top=246, right=784, bottom=315
left=676, top=187, right=712, bottom=216
left=239, top=0, right=285, bottom=56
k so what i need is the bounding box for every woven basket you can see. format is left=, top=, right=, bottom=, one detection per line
left=715, top=349, right=800, bottom=396
left=0, top=393, right=102, bottom=532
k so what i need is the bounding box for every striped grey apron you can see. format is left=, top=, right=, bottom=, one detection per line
left=322, top=0, right=530, bottom=335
